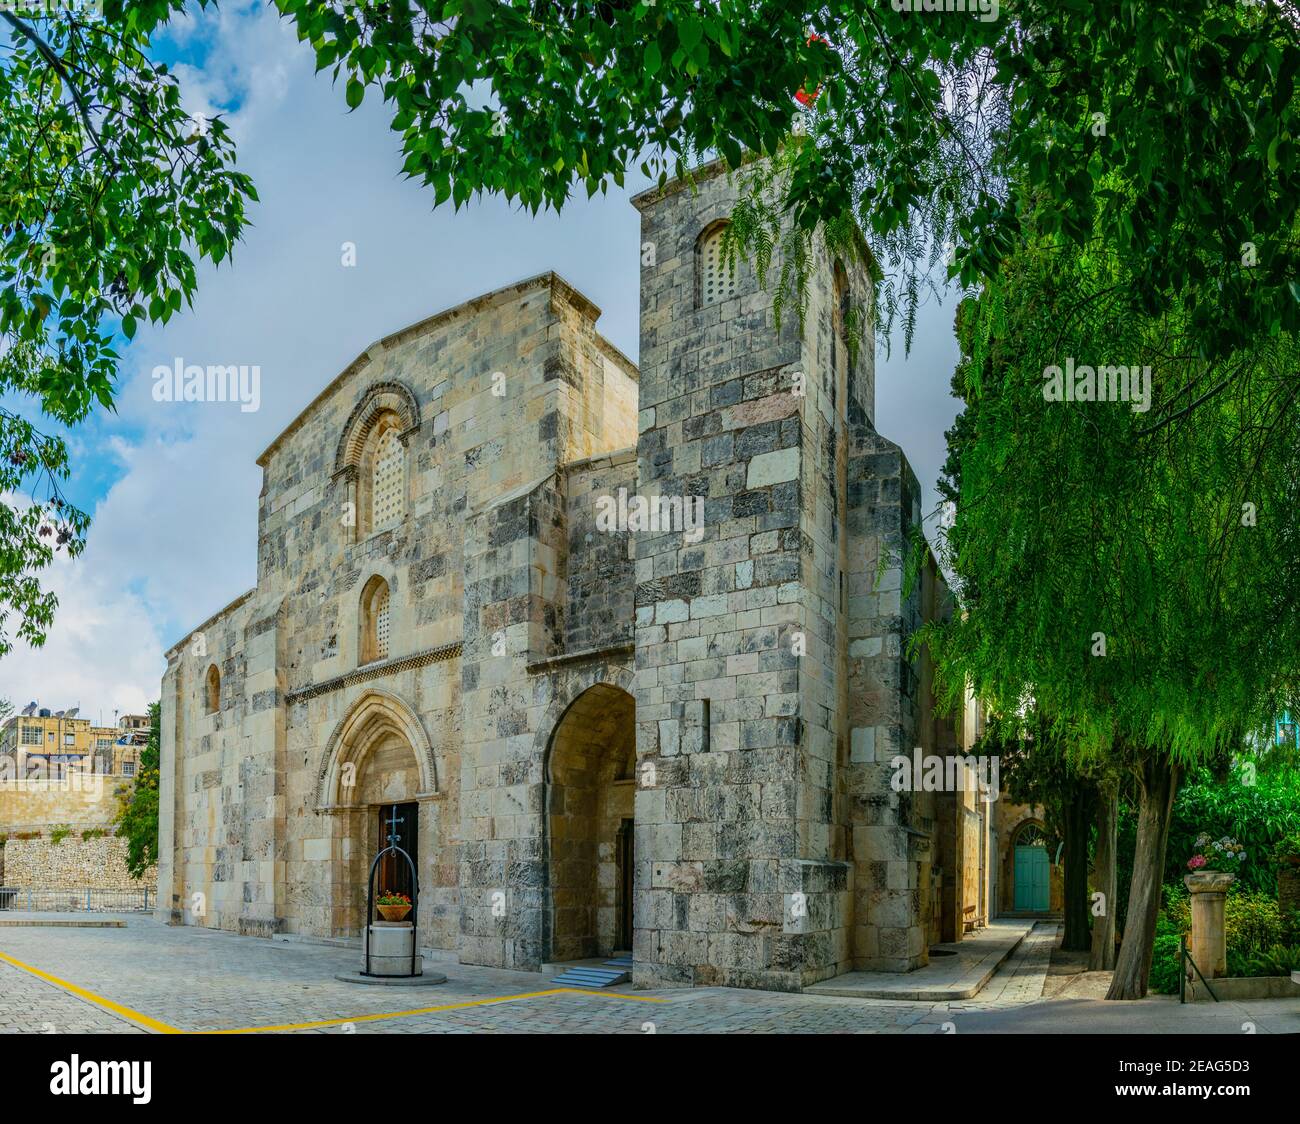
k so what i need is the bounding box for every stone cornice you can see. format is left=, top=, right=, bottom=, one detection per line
left=525, top=641, right=634, bottom=675
left=286, top=642, right=462, bottom=705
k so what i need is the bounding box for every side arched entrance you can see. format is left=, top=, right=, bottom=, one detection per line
left=543, top=683, right=637, bottom=963
left=1012, top=822, right=1051, bottom=912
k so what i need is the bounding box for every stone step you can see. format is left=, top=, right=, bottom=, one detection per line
left=550, top=968, right=629, bottom=988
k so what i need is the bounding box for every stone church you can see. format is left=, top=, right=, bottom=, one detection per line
left=157, top=161, right=1008, bottom=991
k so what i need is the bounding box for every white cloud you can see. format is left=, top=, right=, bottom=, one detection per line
left=0, top=541, right=163, bottom=720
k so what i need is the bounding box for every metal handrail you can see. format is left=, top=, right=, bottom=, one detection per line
left=0, top=886, right=151, bottom=912
left=1179, top=935, right=1220, bottom=1003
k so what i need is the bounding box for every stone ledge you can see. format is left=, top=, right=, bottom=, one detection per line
left=526, top=642, right=634, bottom=674
left=286, top=642, right=462, bottom=704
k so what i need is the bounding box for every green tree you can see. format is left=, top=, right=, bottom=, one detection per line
left=927, top=228, right=1300, bottom=998
left=0, top=1, right=256, bottom=654
left=115, top=700, right=160, bottom=880
left=282, top=1, right=1300, bottom=359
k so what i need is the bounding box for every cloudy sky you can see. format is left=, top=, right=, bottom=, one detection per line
left=0, top=1, right=961, bottom=722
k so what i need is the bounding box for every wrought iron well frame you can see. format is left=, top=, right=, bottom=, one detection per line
left=362, top=803, right=420, bottom=978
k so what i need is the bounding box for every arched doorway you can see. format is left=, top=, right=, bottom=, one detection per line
left=544, top=683, right=636, bottom=962
left=1012, top=822, right=1051, bottom=911
left=315, top=691, right=436, bottom=938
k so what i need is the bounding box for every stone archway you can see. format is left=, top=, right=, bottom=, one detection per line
left=315, top=691, right=437, bottom=938
left=543, top=682, right=636, bottom=962
left=1010, top=820, right=1051, bottom=913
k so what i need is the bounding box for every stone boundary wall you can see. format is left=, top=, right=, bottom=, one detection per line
left=2, top=833, right=156, bottom=892
left=0, top=775, right=128, bottom=831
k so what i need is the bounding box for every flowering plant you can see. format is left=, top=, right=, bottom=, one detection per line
left=376, top=890, right=411, bottom=906
left=1187, top=833, right=1245, bottom=875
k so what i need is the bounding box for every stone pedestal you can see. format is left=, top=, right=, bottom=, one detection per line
left=364, top=921, right=422, bottom=977
left=1184, top=871, right=1234, bottom=979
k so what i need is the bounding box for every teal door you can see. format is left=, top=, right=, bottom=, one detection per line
left=1013, top=845, right=1050, bottom=911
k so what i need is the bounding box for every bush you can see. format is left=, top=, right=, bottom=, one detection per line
left=1117, top=766, right=1300, bottom=924
left=1149, top=932, right=1184, bottom=994
left=80, top=828, right=108, bottom=842
left=1228, top=945, right=1300, bottom=978
left=1273, top=827, right=1300, bottom=862
left=48, top=824, right=72, bottom=845
left=1225, top=891, right=1284, bottom=952
left=1149, top=885, right=1297, bottom=989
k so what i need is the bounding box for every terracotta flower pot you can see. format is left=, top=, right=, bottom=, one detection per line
left=377, top=903, right=411, bottom=923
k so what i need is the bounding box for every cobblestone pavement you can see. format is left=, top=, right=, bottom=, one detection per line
left=1, top=917, right=1296, bottom=1034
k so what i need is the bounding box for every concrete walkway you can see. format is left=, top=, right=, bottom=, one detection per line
left=805, top=918, right=1036, bottom=1000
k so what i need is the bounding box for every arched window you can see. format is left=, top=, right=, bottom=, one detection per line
left=1014, top=822, right=1047, bottom=848
left=370, top=421, right=404, bottom=533
left=360, top=576, right=391, bottom=665
left=205, top=665, right=221, bottom=714
left=697, top=222, right=739, bottom=307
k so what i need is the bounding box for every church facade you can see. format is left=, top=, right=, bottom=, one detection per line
left=156, top=162, right=1001, bottom=991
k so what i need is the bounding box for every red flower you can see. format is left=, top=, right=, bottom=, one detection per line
left=795, top=34, right=831, bottom=107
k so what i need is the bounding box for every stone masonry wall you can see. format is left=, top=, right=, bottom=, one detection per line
left=629, top=161, right=876, bottom=989
left=4, top=834, right=156, bottom=893
left=0, top=773, right=127, bottom=832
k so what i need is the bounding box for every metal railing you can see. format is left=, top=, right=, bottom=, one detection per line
left=1178, top=934, right=1220, bottom=1003
left=0, top=886, right=151, bottom=913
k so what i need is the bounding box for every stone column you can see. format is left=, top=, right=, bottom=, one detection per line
left=1184, top=870, right=1234, bottom=978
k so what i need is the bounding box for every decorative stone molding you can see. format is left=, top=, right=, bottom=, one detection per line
left=312, top=688, right=442, bottom=810
left=286, top=642, right=461, bottom=705
left=332, top=381, right=422, bottom=481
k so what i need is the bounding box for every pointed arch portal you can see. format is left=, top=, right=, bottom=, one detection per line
left=314, top=690, right=438, bottom=937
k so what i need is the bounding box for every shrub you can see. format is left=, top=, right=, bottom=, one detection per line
left=1149, top=886, right=1293, bottom=990
left=1228, top=945, right=1300, bottom=978
left=48, top=824, right=72, bottom=845
left=1149, top=932, right=1184, bottom=994
left=1118, top=766, right=1300, bottom=920
left=80, top=828, right=108, bottom=842
left=1225, top=891, right=1284, bottom=953
left=1273, top=827, right=1300, bottom=862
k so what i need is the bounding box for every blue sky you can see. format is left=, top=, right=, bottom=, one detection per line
left=0, top=1, right=961, bottom=721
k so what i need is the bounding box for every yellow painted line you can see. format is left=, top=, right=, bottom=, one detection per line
left=0, top=949, right=666, bottom=1035
left=0, top=949, right=181, bottom=1035
left=210, top=986, right=667, bottom=1034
